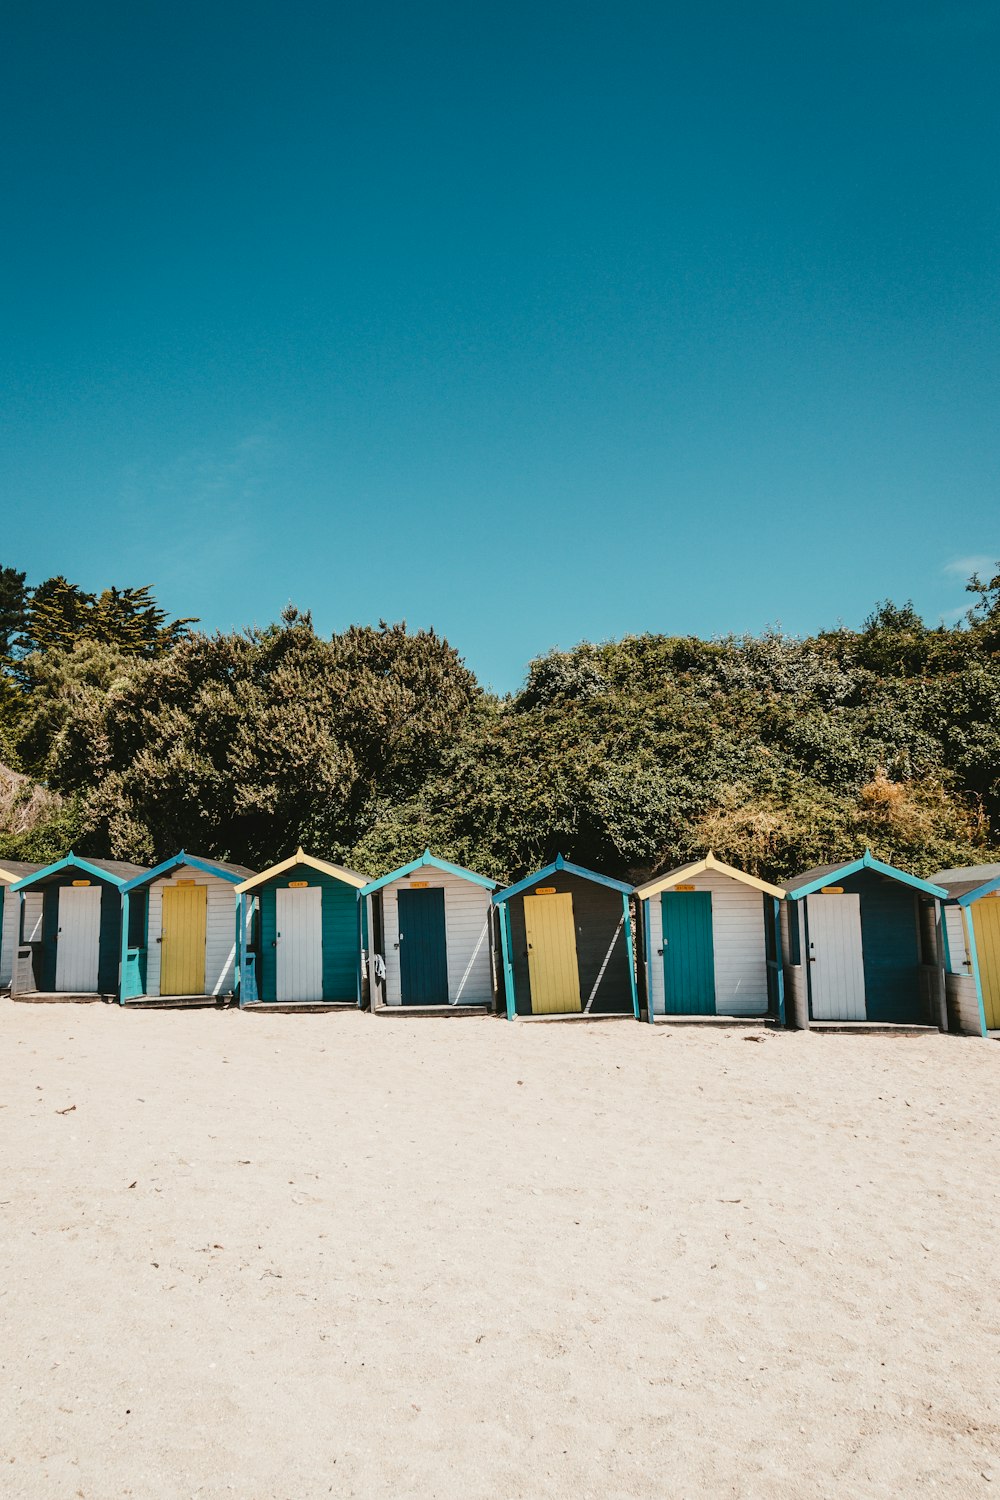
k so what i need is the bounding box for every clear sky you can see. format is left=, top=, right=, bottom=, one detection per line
left=2, top=1, right=998, bottom=692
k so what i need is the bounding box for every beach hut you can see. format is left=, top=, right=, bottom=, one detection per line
left=494, top=855, right=638, bottom=1020
left=9, top=854, right=146, bottom=1000
left=234, top=850, right=369, bottom=1007
left=118, top=852, right=256, bottom=1005
left=0, top=862, right=41, bottom=991
left=780, top=850, right=947, bottom=1029
left=361, top=850, right=497, bottom=1011
left=633, top=853, right=786, bottom=1024
left=930, top=863, right=1000, bottom=1037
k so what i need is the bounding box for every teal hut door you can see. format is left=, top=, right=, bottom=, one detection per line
left=661, top=891, right=716, bottom=1014
left=397, top=887, right=448, bottom=1004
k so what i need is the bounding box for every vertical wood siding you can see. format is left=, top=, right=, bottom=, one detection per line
left=258, top=870, right=359, bottom=1003
left=55, top=886, right=103, bottom=991
left=660, top=891, right=716, bottom=1013
left=508, top=873, right=632, bottom=1017
left=523, top=893, right=581, bottom=1013
left=146, top=867, right=243, bottom=997
left=840, top=869, right=923, bottom=1024
left=946, top=971, right=986, bottom=1034
left=397, top=887, right=449, bottom=1004
left=160, top=885, right=208, bottom=994
left=22, top=892, right=44, bottom=945
left=806, top=893, right=866, bottom=1021
left=276, top=886, right=323, bottom=1000
left=647, top=870, right=771, bottom=1016
left=971, top=896, right=1000, bottom=1029
left=944, top=905, right=970, bottom=973
left=0, top=888, right=18, bottom=988
left=380, top=870, right=494, bottom=1006
left=780, top=902, right=809, bottom=1028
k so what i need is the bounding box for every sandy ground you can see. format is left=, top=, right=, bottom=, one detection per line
left=1, top=1001, right=999, bottom=1500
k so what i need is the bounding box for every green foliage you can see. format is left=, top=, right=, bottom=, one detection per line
left=0, top=566, right=27, bottom=663
left=14, top=612, right=480, bottom=868
left=2, top=553, right=998, bottom=884
left=0, top=795, right=87, bottom=864
left=0, top=565, right=196, bottom=666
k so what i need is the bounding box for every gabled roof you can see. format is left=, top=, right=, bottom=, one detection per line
left=634, top=851, right=784, bottom=901
left=931, top=863, right=1000, bottom=905
left=359, top=849, right=497, bottom=897
left=235, top=848, right=369, bottom=895
left=0, top=861, right=43, bottom=885
left=784, top=849, right=947, bottom=901
left=494, top=853, right=632, bottom=904
left=11, top=853, right=148, bottom=891
left=122, top=851, right=258, bottom=893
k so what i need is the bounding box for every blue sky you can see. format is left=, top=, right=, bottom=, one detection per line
left=2, top=1, right=998, bottom=692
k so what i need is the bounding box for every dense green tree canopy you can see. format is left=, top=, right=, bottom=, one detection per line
left=1, top=559, right=998, bottom=882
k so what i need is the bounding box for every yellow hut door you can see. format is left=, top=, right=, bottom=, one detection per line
left=971, top=897, right=1000, bottom=1030
left=160, top=884, right=207, bottom=995
left=523, top=893, right=581, bottom=1014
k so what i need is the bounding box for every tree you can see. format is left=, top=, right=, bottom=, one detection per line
left=0, top=566, right=27, bottom=662
left=0, top=564, right=197, bottom=666
left=15, top=614, right=481, bottom=866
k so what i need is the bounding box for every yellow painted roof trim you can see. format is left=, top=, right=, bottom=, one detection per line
left=634, top=851, right=785, bottom=901
left=0, top=866, right=22, bottom=885
left=235, top=848, right=369, bottom=894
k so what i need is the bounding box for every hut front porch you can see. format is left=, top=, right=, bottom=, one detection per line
left=242, top=999, right=356, bottom=1014
left=123, top=993, right=234, bottom=1009
left=807, top=1019, right=939, bottom=1036
left=650, top=1013, right=771, bottom=1027
left=371, top=1001, right=491, bottom=1017
left=11, top=990, right=116, bottom=1004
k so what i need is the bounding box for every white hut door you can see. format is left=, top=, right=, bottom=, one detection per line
left=55, top=886, right=102, bottom=992
left=807, top=894, right=866, bottom=1021
left=276, top=886, right=323, bottom=1001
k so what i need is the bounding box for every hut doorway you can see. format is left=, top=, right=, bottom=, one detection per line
left=55, top=886, right=102, bottom=991
left=276, top=886, right=322, bottom=1001
left=970, top=897, right=1000, bottom=1028
left=807, top=894, right=865, bottom=1021
left=524, top=893, right=581, bottom=1014
left=661, top=891, right=716, bottom=1014
left=398, top=887, right=448, bottom=1004
left=160, top=884, right=207, bottom=995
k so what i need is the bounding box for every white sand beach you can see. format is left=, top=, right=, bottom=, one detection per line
left=1, top=1000, right=998, bottom=1499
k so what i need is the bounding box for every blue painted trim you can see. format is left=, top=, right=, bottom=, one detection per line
left=785, top=850, right=947, bottom=901
left=642, top=898, right=653, bottom=1022
left=356, top=897, right=363, bottom=1008
left=121, top=851, right=249, bottom=894
left=953, top=874, right=1000, bottom=905
left=360, top=849, right=498, bottom=898
left=771, top=895, right=786, bottom=1026
left=494, top=854, right=633, bottom=905
left=940, top=907, right=953, bottom=972
left=963, top=908, right=990, bottom=1038
left=498, top=902, right=516, bottom=1020
left=118, top=890, right=130, bottom=1003
left=233, top=897, right=242, bottom=1003
left=11, top=853, right=137, bottom=892
left=800, top=898, right=814, bottom=1021
left=237, top=893, right=248, bottom=1006
left=622, top=892, right=639, bottom=1020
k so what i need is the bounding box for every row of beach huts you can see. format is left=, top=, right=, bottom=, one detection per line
left=1, top=847, right=999, bottom=1034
